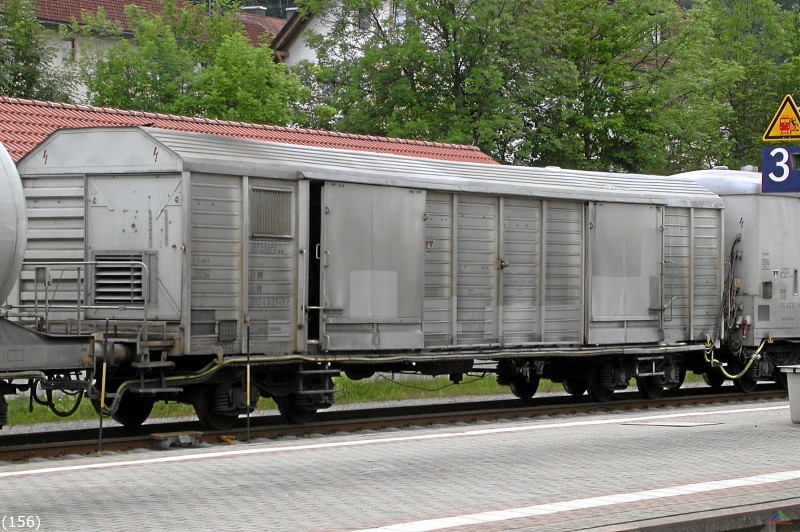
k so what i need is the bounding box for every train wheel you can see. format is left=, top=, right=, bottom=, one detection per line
left=587, top=367, right=615, bottom=402
left=703, top=369, right=726, bottom=389
left=635, top=377, right=664, bottom=400
left=732, top=372, right=758, bottom=393
left=275, top=396, right=317, bottom=424
left=509, top=374, right=540, bottom=401
left=193, top=391, right=239, bottom=431
left=111, top=393, right=155, bottom=428
left=587, top=385, right=614, bottom=403
left=562, top=378, right=587, bottom=397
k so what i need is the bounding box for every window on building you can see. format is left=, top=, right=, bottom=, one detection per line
left=61, top=39, right=76, bottom=63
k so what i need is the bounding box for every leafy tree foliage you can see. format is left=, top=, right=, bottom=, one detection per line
left=514, top=0, right=704, bottom=172
left=86, top=6, right=195, bottom=112
left=0, top=0, right=73, bottom=100
left=80, top=0, right=304, bottom=124
left=298, top=0, right=536, bottom=158
left=297, top=0, right=729, bottom=172
left=693, top=0, right=800, bottom=169
left=176, top=32, right=305, bottom=124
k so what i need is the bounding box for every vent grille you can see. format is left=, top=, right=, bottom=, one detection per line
left=93, top=253, right=145, bottom=305
left=251, top=188, right=292, bottom=238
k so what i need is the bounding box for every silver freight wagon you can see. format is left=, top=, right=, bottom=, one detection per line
left=14, top=127, right=724, bottom=426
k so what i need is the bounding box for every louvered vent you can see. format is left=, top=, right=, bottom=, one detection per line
left=251, top=188, right=292, bottom=238
left=93, top=253, right=145, bottom=305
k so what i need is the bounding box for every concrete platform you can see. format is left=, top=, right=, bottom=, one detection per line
left=0, top=398, right=798, bottom=531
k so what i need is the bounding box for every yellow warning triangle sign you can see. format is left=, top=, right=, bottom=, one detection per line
left=764, top=94, right=800, bottom=141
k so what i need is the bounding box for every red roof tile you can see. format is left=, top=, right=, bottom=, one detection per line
left=238, top=12, right=286, bottom=44
left=34, top=0, right=162, bottom=32
left=0, top=97, right=498, bottom=164
left=34, top=0, right=284, bottom=46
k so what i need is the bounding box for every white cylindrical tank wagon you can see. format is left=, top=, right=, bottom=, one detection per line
left=0, top=140, right=26, bottom=304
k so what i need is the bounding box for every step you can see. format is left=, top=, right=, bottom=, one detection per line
left=128, top=386, right=183, bottom=396
left=131, top=360, right=175, bottom=369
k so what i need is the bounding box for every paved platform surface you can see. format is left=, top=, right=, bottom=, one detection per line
left=0, top=397, right=798, bottom=531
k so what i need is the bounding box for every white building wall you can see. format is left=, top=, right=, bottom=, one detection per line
left=283, top=16, right=328, bottom=67
left=45, top=31, right=120, bottom=104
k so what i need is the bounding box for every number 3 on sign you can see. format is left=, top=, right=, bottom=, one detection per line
left=761, top=146, right=800, bottom=192
left=768, top=147, right=790, bottom=182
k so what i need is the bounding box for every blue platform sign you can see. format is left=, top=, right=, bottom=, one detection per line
left=762, top=146, right=800, bottom=193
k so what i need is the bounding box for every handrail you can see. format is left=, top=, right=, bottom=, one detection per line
left=11, top=260, right=150, bottom=347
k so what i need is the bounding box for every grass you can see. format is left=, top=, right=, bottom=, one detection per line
left=5, top=372, right=705, bottom=426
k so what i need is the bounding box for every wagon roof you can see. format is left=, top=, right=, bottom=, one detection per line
left=672, top=168, right=772, bottom=195
left=20, top=127, right=723, bottom=208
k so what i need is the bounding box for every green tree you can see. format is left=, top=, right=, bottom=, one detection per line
left=693, top=0, right=799, bottom=169
left=299, top=0, right=721, bottom=172
left=0, top=0, right=72, bottom=100
left=297, top=0, right=551, bottom=159
left=176, top=32, right=305, bottom=123
left=521, top=0, right=741, bottom=173
left=86, top=5, right=195, bottom=112
left=81, top=0, right=303, bottom=124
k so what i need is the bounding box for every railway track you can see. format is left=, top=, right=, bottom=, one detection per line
left=0, top=386, right=788, bottom=463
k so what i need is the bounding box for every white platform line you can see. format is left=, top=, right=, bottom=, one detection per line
left=355, top=469, right=800, bottom=531
left=0, top=404, right=788, bottom=479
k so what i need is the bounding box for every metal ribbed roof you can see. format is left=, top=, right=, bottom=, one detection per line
left=21, top=127, right=722, bottom=209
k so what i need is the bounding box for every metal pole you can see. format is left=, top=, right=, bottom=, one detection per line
left=97, top=319, right=109, bottom=456
left=245, top=321, right=251, bottom=442
left=76, top=266, right=81, bottom=334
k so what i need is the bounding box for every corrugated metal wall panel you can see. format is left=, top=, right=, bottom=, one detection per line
left=18, top=175, right=85, bottom=330
left=190, top=174, right=242, bottom=354
left=423, top=192, right=453, bottom=347
left=247, top=180, right=296, bottom=354
left=501, top=197, right=541, bottom=344
left=692, top=208, right=721, bottom=339
left=663, top=208, right=691, bottom=341
left=456, top=195, right=498, bottom=344
left=544, top=202, right=583, bottom=342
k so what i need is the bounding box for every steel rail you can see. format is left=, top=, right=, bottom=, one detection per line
left=0, top=387, right=788, bottom=463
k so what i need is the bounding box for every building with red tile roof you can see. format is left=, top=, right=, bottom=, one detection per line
left=34, top=0, right=161, bottom=33
left=239, top=11, right=287, bottom=44
left=34, top=0, right=285, bottom=44
left=0, top=97, right=499, bottom=164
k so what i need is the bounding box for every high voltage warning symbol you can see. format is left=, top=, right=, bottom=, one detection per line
left=763, top=94, right=800, bottom=141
